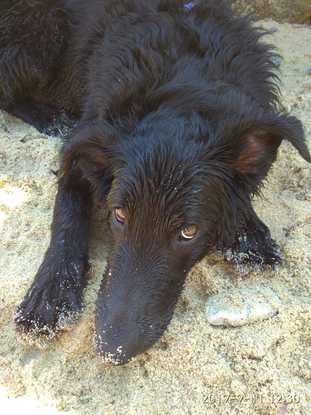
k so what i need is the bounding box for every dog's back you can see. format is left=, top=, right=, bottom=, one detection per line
left=71, top=0, right=280, bottom=121
left=0, top=1, right=279, bottom=128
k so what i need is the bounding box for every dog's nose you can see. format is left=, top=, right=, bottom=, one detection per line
left=95, top=335, right=138, bottom=365
left=95, top=310, right=142, bottom=365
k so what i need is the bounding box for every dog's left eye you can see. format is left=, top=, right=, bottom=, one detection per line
left=180, top=225, right=198, bottom=240
left=114, top=208, right=127, bottom=224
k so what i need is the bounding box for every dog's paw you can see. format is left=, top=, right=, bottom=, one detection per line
left=14, top=286, right=82, bottom=339
left=224, top=233, right=282, bottom=270
left=14, top=260, right=87, bottom=339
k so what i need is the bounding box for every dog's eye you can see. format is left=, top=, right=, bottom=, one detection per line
left=114, top=208, right=126, bottom=224
left=180, top=225, right=198, bottom=240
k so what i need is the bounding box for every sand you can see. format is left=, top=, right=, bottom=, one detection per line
left=0, top=21, right=310, bottom=415
left=232, top=0, right=311, bottom=23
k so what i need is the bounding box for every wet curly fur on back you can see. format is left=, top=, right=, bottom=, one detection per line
left=1, top=0, right=309, bottom=364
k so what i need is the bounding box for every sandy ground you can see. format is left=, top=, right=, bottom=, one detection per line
left=0, top=21, right=310, bottom=415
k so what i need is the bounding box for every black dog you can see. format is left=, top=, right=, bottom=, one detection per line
left=2, top=0, right=309, bottom=365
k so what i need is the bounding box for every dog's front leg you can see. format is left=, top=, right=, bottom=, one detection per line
left=224, top=204, right=282, bottom=269
left=15, top=175, right=92, bottom=337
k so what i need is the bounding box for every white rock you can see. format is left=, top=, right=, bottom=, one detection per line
left=206, top=286, right=281, bottom=327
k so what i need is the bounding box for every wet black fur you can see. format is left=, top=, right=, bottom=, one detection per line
left=3, top=0, right=310, bottom=364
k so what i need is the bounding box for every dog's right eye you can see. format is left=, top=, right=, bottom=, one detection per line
left=114, top=208, right=126, bottom=224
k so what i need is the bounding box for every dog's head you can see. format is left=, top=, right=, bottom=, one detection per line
left=62, top=101, right=309, bottom=364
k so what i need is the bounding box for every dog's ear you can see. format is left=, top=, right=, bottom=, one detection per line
left=231, top=114, right=310, bottom=180
left=61, top=122, right=118, bottom=196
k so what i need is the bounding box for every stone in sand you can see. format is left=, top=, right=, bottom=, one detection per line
left=206, top=285, right=281, bottom=327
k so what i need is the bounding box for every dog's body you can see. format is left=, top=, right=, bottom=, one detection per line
left=2, top=0, right=309, bottom=364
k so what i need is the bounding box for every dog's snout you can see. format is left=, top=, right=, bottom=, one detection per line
left=95, top=272, right=170, bottom=364
left=94, top=248, right=184, bottom=364
left=95, top=327, right=139, bottom=365
left=95, top=304, right=143, bottom=365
